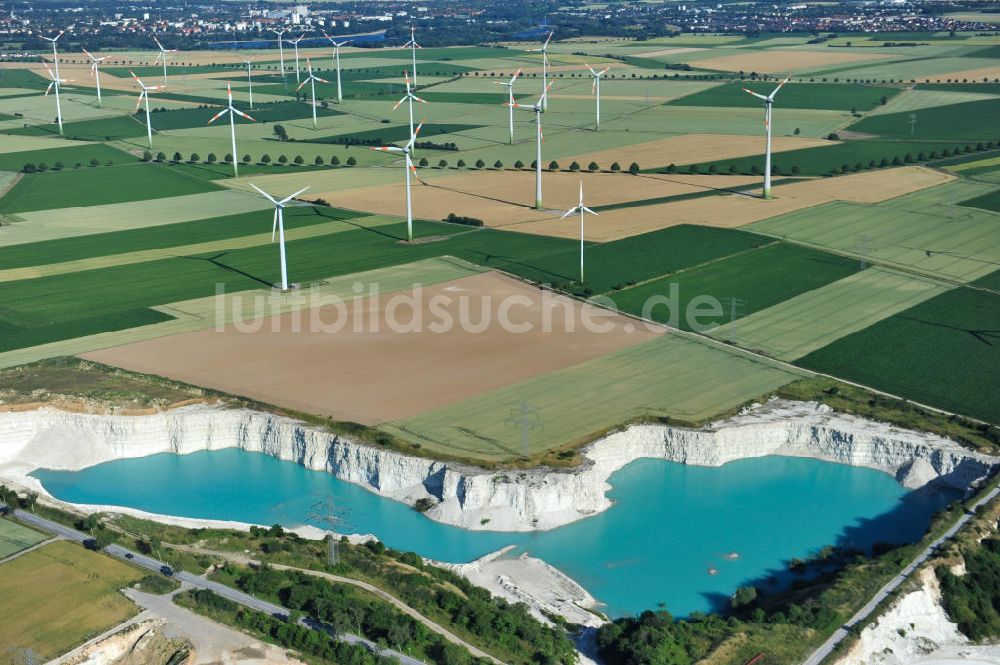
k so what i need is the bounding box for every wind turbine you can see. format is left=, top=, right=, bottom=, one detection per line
left=495, top=69, right=521, bottom=144
left=560, top=181, right=598, bottom=282
left=508, top=81, right=553, bottom=210
left=393, top=70, right=426, bottom=149
left=323, top=33, right=351, bottom=103
left=585, top=63, right=610, bottom=131
left=289, top=33, right=307, bottom=83
left=208, top=83, right=255, bottom=177
left=402, top=26, right=420, bottom=86
left=41, top=63, right=70, bottom=134
left=296, top=58, right=329, bottom=129
left=242, top=56, right=255, bottom=109
left=38, top=30, right=64, bottom=81
left=370, top=122, right=423, bottom=243
left=130, top=70, right=163, bottom=148
left=742, top=77, right=789, bottom=199
left=152, top=36, right=176, bottom=89
left=270, top=27, right=287, bottom=77
left=249, top=184, right=310, bottom=291
left=82, top=48, right=107, bottom=107
left=526, top=31, right=553, bottom=111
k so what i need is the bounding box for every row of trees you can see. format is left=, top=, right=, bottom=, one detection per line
left=22, top=158, right=113, bottom=173
left=415, top=158, right=640, bottom=174
left=142, top=151, right=358, bottom=168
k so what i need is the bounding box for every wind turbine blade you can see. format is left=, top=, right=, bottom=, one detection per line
left=295, top=79, right=308, bottom=92
left=407, top=121, right=424, bottom=147
left=585, top=63, right=597, bottom=75
left=599, top=66, right=611, bottom=76
left=233, top=108, right=255, bottom=122
left=278, top=186, right=310, bottom=205
left=591, top=78, right=596, bottom=95
left=392, top=97, right=406, bottom=111
left=134, top=92, right=144, bottom=112
left=371, top=146, right=404, bottom=153
left=511, top=68, right=522, bottom=83
left=272, top=208, right=278, bottom=241
left=412, top=95, right=427, bottom=103
left=249, top=183, right=279, bottom=205
left=560, top=207, right=579, bottom=219
left=315, top=76, right=330, bottom=84
left=769, top=76, right=791, bottom=100
left=153, top=36, right=165, bottom=51
left=543, top=31, right=553, bottom=48
left=583, top=207, right=598, bottom=215
left=207, top=108, right=229, bottom=124
left=45, top=81, right=53, bottom=95
left=82, top=47, right=94, bottom=61
left=742, top=88, right=768, bottom=101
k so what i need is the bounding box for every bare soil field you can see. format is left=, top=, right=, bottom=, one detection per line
left=687, top=49, right=893, bottom=74
left=564, top=133, right=832, bottom=172
left=315, top=169, right=758, bottom=229
left=509, top=166, right=954, bottom=240
left=931, top=63, right=1000, bottom=82
left=82, top=271, right=660, bottom=424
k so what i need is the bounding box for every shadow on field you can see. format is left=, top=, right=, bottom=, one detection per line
left=897, top=315, right=1000, bottom=347
left=180, top=252, right=273, bottom=287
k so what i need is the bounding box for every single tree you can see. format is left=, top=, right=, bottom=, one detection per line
left=588, top=161, right=599, bottom=172
left=207, top=152, right=217, bottom=163
left=548, top=160, right=559, bottom=171
left=628, top=162, right=639, bottom=175
left=610, top=161, right=621, bottom=172
left=261, top=154, right=272, bottom=164
left=294, top=155, right=304, bottom=165
left=346, top=156, right=357, bottom=166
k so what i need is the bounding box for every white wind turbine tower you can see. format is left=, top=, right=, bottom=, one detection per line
left=742, top=77, right=789, bottom=199
left=508, top=81, right=553, bottom=210
left=402, top=26, right=420, bottom=86
left=41, top=63, right=70, bottom=134
left=495, top=68, right=521, bottom=144
left=208, top=83, right=255, bottom=177
left=130, top=70, right=163, bottom=148
left=323, top=33, right=351, bottom=103
left=82, top=48, right=107, bottom=107
left=393, top=70, right=426, bottom=149
left=296, top=58, right=329, bottom=129
left=289, top=33, right=307, bottom=83
left=585, top=63, right=610, bottom=131
left=526, top=31, right=553, bottom=111
left=371, top=122, right=424, bottom=244
left=270, top=27, right=288, bottom=78
left=152, top=36, right=176, bottom=89
left=560, top=181, right=598, bottom=282
left=242, top=56, right=255, bottom=110
left=249, top=184, right=310, bottom=291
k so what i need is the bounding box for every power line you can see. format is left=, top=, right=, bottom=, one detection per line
left=506, top=402, right=542, bottom=460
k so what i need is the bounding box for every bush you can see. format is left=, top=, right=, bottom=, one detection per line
left=444, top=212, right=484, bottom=227
left=414, top=498, right=436, bottom=512
left=331, top=155, right=340, bottom=166
left=224, top=154, right=233, bottom=163
left=493, top=160, right=503, bottom=169
left=457, top=159, right=466, bottom=168
left=438, top=159, right=448, bottom=168
left=514, top=159, right=524, bottom=169
left=610, top=161, right=621, bottom=173
left=293, top=155, right=303, bottom=165
left=569, top=161, right=580, bottom=172
left=278, top=155, right=288, bottom=164
left=156, top=152, right=166, bottom=162
left=628, top=162, right=639, bottom=175
left=141, top=150, right=153, bottom=162
left=189, top=153, right=200, bottom=163
left=346, top=156, right=357, bottom=166
left=243, top=154, right=251, bottom=163
left=37, top=162, right=48, bottom=172
left=21, top=163, right=36, bottom=173
left=420, top=157, right=429, bottom=167
left=548, top=160, right=559, bottom=171
left=588, top=161, right=599, bottom=172
left=171, top=152, right=182, bottom=163
left=475, top=158, right=485, bottom=169
left=261, top=154, right=272, bottom=165
left=827, top=132, right=840, bottom=141
left=315, top=155, right=324, bottom=166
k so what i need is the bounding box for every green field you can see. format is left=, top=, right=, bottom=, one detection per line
left=797, top=286, right=1000, bottom=423
left=667, top=82, right=900, bottom=111
left=917, top=83, right=1000, bottom=94
left=667, top=139, right=987, bottom=176
left=610, top=243, right=860, bottom=331
left=0, top=518, right=48, bottom=560
left=499, top=225, right=771, bottom=294
left=959, top=188, right=1000, bottom=213
left=141, top=101, right=343, bottom=131
left=0, top=541, right=142, bottom=662
left=0, top=162, right=221, bottom=213
left=848, top=98, right=1000, bottom=141
left=4, top=115, right=149, bottom=141
left=0, top=143, right=131, bottom=172
left=746, top=179, right=1000, bottom=283
left=710, top=267, right=951, bottom=361
left=384, top=334, right=801, bottom=460
left=305, top=123, right=485, bottom=146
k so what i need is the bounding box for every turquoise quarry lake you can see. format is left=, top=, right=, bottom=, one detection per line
left=33, top=450, right=957, bottom=617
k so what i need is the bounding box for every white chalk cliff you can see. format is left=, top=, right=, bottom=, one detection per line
left=0, top=399, right=995, bottom=532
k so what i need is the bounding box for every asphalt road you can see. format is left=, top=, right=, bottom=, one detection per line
left=5, top=506, right=427, bottom=665
left=801, top=486, right=1000, bottom=665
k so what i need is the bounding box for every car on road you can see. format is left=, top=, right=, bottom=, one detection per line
left=125, top=552, right=134, bottom=559
left=160, top=565, right=173, bottom=576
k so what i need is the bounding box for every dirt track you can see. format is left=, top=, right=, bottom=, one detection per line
left=82, top=272, right=660, bottom=424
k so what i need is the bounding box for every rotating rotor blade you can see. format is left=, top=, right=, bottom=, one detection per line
left=207, top=107, right=229, bottom=124
left=768, top=76, right=791, bottom=100
left=583, top=207, right=598, bottom=216
left=272, top=207, right=278, bottom=241
left=233, top=108, right=255, bottom=122
left=278, top=186, right=310, bottom=206
left=560, top=206, right=579, bottom=220
left=249, top=183, right=279, bottom=205
left=742, top=87, right=768, bottom=101
left=371, top=146, right=405, bottom=153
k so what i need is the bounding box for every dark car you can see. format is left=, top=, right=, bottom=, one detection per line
left=125, top=552, right=134, bottom=559
left=160, top=565, right=174, bottom=577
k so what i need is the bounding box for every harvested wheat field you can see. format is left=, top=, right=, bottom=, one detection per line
left=932, top=63, right=1000, bottom=82
left=632, top=47, right=705, bottom=59
left=565, top=134, right=832, bottom=173
left=688, top=49, right=892, bottom=74
left=316, top=169, right=757, bottom=228
left=82, top=271, right=661, bottom=424
left=509, top=166, right=954, bottom=241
